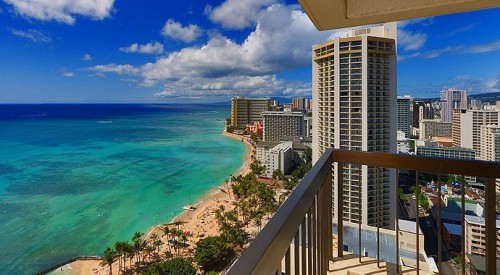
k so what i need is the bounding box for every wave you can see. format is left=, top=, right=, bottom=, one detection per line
left=8, top=114, right=47, bottom=118
left=96, top=121, right=113, bottom=124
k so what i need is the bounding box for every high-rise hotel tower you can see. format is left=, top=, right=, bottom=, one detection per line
left=312, top=23, right=397, bottom=228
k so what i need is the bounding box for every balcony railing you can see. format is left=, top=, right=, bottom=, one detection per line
left=226, top=149, right=499, bottom=275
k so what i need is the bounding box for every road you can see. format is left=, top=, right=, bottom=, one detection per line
left=399, top=175, right=457, bottom=274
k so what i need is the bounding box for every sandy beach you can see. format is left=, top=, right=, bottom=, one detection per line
left=52, top=131, right=253, bottom=274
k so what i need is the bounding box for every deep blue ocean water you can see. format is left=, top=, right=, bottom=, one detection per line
left=0, top=104, right=245, bottom=274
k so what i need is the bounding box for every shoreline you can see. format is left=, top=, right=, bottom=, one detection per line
left=57, top=131, right=253, bottom=274
left=164, top=131, right=252, bottom=230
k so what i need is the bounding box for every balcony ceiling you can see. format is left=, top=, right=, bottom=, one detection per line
left=297, top=0, right=500, bottom=30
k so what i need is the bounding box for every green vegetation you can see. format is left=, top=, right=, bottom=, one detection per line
left=452, top=255, right=462, bottom=264
left=408, top=139, right=415, bottom=153
left=398, top=187, right=407, bottom=202
left=145, top=258, right=196, bottom=275
left=194, top=236, right=235, bottom=273
left=411, top=185, right=429, bottom=209
left=249, top=160, right=266, bottom=176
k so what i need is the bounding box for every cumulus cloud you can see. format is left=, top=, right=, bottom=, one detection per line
left=161, top=19, right=203, bottom=43
left=397, top=19, right=429, bottom=51
left=82, top=53, right=93, bottom=61
left=62, top=72, right=74, bottom=77
left=91, top=4, right=337, bottom=99
left=3, top=0, right=115, bottom=24
left=205, top=0, right=277, bottom=30
left=10, top=28, right=51, bottom=43
left=119, top=42, right=164, bottom=55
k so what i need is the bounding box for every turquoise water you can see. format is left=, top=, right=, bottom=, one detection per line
left=0, top=104, right=245, bottom=274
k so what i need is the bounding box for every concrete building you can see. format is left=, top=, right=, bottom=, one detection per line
left=480, top=124, right=500, bottom=161
left=470, top=99, right=483, bottom=110
left=415, top=140, right=475, bottom=159
left=452, top=109, right=499, bottom=158
left=304, top=116, right=312, bottom=138
left=262, top=111, right=305, bottom=142
left=419, top=119, right=452, bottom=139
left=397, top=96, right=411, bottom=139
left=412, top=100, right=435, bottom=128
left=267, top=142, right=293, bottom=175
left=230, top=97, right=270, bottom=128
left=312, top=23, right=397, bottom=228
left=464, top=215, right=500, bottom=259
left=256, top=141, right=279, bottom=166
left=292, top=97, right=306, bottom=110
left=397, top=130, right=410, bottom=154
left=440, top=89, right=467, bottom=123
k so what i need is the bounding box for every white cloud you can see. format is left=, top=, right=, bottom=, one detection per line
left=161, top=19, right=203, bottom=43
left=4, top=0, right=115, bottom=24
left=82, top=53, right=93, bottom=61
left=205, top=0, right=277, bottom=30
left=91, top=4, right=338, bottom=99
left=397, top=19, right=429, bottom=51
left=468, top=40, right=500, bottom=53
left=446, top=23, right=478, bottom=37
left=10, top=28, right=51, bottom=43
left=62, top=72, right=74, bottom=77
left=89, top=64, right=139, bottom=76
left=119, top=42, right=164, bottom=55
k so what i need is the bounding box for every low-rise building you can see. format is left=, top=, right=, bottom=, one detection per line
left=419, top=119, right=452, bottom=139
left=443, top=223, right=462, bottom=251
left=415, top=140, right=475, bottom=159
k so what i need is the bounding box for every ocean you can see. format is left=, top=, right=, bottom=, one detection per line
left=0, top=104, right=245, bottom=274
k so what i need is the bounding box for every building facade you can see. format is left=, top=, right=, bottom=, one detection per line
left=267, top=142, right=293, bottom=175
left=440, top=89, right=468, bottom=123
left=452, top=109, right=499, bottom=158
left=230, top=97, right=270, bottom=128
left=412, top=100, right=434, bottom=128
left=480, top=124, right=500, bottom=162
left=312, top=23, right=397, bottom=228
left=415, top=141, right=475, bottom=159
left=464, top=215, right=500, bottom=259
left=419, top=119, right=452, bottom=139
left=262, top=111, right=305, bottom=142
left=397, top=96, right=412, bottom=139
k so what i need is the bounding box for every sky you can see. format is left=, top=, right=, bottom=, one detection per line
left=0, top=0, right=500, bottom=103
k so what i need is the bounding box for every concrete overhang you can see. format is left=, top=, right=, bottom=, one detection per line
left=297, top=0, right=500, bottom=30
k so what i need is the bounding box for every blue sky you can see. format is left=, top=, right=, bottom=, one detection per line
left=0, top=0, right=499, bottom=103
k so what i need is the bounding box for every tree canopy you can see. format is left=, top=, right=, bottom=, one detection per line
left=195, top=236, right=235, bottom=272
left=145, top=258, right=196, bottom=275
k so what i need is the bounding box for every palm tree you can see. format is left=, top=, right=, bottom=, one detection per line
left=162, top=225, right=172, bottom=254
left=124, top=242, right=134, bottom=269
left=114, top=241, right=128, bottom=274
left=102, top=247, right=116, bottom=275
left=143, top=245, right=155, bottom=263
left=224, top=179, right=232, bottom=199
left=132, top=232, right=145, bottom=265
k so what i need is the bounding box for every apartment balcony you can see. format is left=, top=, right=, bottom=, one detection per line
left=226, top=149, right=499, bottom=275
